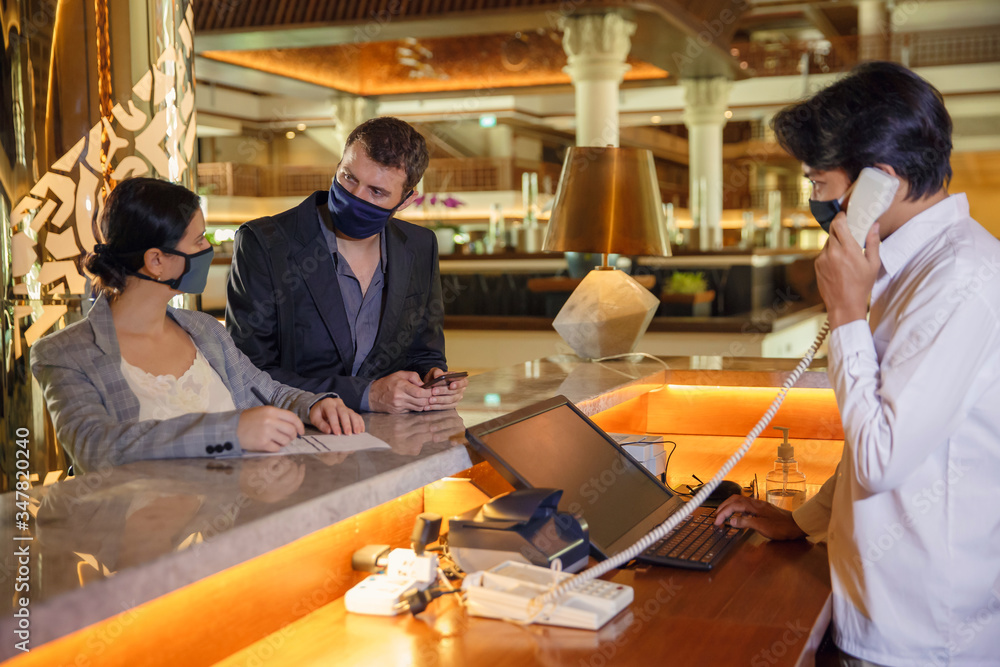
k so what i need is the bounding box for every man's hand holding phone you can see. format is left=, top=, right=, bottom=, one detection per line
left=815, top=166, right=895, bottom=330
left=420, top=368, right=468, bottom=411
left=422, top=371, right=468, bottom=388
left=368, top=369, right=468, bottom=413
left=816, top=214, right=882, bottom=330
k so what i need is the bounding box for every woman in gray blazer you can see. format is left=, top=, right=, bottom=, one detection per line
left=31, top=177, right=364, bottom=474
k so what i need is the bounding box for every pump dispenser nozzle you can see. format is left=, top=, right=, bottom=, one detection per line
left=765, top=425, right=806, bottom=510
left=774, top=426, right=793, bottom=460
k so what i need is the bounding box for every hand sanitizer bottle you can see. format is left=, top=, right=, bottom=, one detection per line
left=766, top=426, right=806, bottom=510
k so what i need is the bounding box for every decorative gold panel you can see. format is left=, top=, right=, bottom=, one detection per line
left=2, top=0, right=198, bottom=488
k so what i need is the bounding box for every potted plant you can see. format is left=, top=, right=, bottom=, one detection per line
left=660, top=271, right=715, bottom=316
left=414, top=193, right=465, bottom=255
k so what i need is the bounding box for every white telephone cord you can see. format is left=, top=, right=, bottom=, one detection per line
left=533, top=320, right=831, bottom=609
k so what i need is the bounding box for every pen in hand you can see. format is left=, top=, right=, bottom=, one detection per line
left=251, top=386, right=271, bottom=406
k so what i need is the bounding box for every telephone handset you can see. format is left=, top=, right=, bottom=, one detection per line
left=845, top=167, right=899, bottom=248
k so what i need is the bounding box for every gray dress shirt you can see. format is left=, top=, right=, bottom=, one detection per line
left=318, top=209, right=388, bottom=410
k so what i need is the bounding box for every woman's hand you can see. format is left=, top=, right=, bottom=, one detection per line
left=309, top=397, right=365, bottom=435
left=237, top=406, right=305, bottom=452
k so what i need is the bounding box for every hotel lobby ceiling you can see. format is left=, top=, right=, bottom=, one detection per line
left=193, top=0, right=748, bottom=94
left=200, top=32, right=669, bottom=97
left=190, top=0, right=1000, bottom=160
left=193, top=0, right=744, bottom=32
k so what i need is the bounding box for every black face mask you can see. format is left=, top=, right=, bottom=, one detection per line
left=809, top=197, right=843, bottom=234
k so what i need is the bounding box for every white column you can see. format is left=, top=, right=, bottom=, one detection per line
left=333, top=96, right=376, bottom=158
left=560, top=13, right=636, bottom=147
left=858, top=0, right=889, bottom=59
left=682, top=77, right=731, bottom=250
left=858, top=0, right=888, bottom=36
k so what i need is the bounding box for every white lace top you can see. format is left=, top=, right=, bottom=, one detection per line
left=121, top=349, right=237, bottom=421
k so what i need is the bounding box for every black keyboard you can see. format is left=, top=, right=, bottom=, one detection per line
left=637, top=505, right=748, bottom=571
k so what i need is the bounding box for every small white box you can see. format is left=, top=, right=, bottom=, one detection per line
left=644, top=450, right=667, bottom=477
left=609, top=434, right=667, bottom=478
left=344, top=575, right=422, bottom=616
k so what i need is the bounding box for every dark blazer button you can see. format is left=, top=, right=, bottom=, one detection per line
left=224, top=442, right=233, bottom=451
left=205, top=445, right=214, bottom=454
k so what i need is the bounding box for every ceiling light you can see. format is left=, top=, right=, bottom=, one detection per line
left=724, top=110, right=733, bottom=119
left=285, top=131, right=295, bottom=139
left=651, top=115, right=662, bottom=124
left=479, top=114, right=498, bottom=128
left=296, top=123, right=307, bottom=131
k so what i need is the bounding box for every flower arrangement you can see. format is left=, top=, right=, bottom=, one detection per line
left=413, top=193, right=463, bottom=208
left=415, top=194, right=466, bottom=254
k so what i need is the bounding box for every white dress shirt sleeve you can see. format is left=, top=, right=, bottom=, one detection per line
left=792, top=464, right=839, bottom=541
left=828, top=291, right=1000, bottom=494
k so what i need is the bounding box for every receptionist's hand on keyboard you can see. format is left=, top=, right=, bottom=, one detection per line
left=713, top=496, right=807, bottom=541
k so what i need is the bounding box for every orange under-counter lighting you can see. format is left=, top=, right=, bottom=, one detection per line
left=594, top=384, right=843, bottom=442
left=9, top=490, right=427, bottom=667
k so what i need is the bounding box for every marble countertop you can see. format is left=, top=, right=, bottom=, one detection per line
left=0, top=354, right=830, bottom=653
left=445, top=303, right=828, bottom=334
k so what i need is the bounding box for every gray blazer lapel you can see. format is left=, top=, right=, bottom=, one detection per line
left=86, top=295, right=141, bottom=421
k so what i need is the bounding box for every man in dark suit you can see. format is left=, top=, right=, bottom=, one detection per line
left=225, top=117, right=467, bottom=413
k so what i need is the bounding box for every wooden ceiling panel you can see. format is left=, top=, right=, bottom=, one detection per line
left=201, top=31, right=668, bottom=96
left=194, top=0, right=748, bottom=34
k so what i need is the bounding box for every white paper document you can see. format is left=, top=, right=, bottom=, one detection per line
left=243, top=431, right=391, bottom=457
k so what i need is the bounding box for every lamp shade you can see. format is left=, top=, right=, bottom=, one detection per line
left=543, top=147, right=670, bottom=257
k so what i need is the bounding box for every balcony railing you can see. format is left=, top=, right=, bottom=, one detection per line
left=730, top=26, right=1000, bottom=78
left=196, top=163, right=333, bottom=197
left=750, top=186, right=811, bottom=211
left=197, top=158, right=565, bottom=197
left=422, top=158, right=563, bottom=193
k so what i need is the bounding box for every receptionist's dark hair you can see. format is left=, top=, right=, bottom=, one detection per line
left=85, top=177, right=201, bottom=298
left=771, top=61, right=952, bottom=201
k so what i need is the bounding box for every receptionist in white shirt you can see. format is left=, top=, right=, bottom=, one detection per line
left=715, top=62, right=1000, bottom=667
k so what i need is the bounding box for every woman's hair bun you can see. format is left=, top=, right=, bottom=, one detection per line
left=86, top=245, right=129, bottom=296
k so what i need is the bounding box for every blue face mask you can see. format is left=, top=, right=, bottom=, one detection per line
left=127, top=245, right=214, bottom=293
left=328, top=177, right=411, bottom=239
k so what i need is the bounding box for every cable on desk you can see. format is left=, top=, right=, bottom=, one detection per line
left=533, top=320, right=831, bottom=608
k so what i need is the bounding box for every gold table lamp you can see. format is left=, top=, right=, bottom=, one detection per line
left=543, top=147, right=671, bottom=359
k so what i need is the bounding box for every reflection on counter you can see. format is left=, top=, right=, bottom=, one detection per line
left=0, top=354, right=836, bottom=663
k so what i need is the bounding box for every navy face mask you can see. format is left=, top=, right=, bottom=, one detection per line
left=328, top=177, right=412, bottom=239
left=127, top=245, right=214, bottom=293
left=809, top=197, right=842, bottom=233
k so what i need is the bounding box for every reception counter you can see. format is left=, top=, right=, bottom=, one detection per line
left=1, top=355, right=843, bottom=666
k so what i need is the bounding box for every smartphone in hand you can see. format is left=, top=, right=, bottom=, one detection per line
left=422, top=371, right=468, bottom=388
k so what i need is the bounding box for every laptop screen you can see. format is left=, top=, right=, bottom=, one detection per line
left=465, top=397, right=677, bottom=556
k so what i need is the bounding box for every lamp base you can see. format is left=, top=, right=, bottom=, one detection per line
left=552, top=269, right=660, bottom=360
